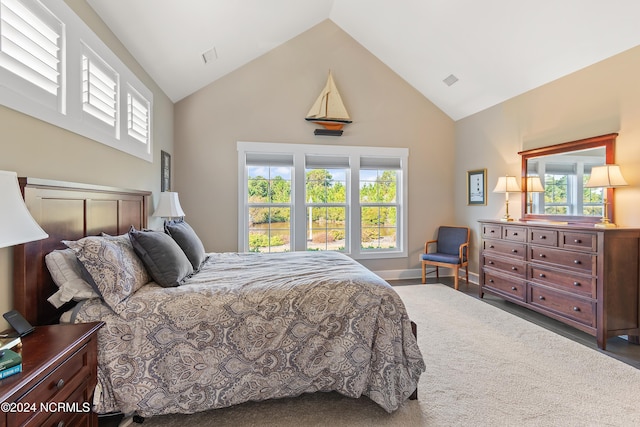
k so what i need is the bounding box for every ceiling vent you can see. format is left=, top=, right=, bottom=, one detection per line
left=202, top=47, right=218, bottom=64
left=443, top=74, right=459, bottom=86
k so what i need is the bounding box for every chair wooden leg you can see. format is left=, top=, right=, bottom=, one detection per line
left=454, top=266, right=459, bottom=290
left=465, top=266, right=469, bottom=285
left=421, top=262, right=426, bottom=284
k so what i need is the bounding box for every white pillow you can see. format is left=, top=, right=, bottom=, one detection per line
left=46, top=248, right=100, bottom=308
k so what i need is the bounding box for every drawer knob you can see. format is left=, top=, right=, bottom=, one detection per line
left=513, top=232, right=518, bottom=236
left=540, top=235, right=546, bottom=239
left=489, top=279, right=494, bottom=283
left=573, top=282, right=581, bottom=287
left=573, top=306, right=581, bottom=312
left=511, top=249, right=518, bottom=253
left=488, top=261, right=494, bottom=265
left=489, top=245, right=495, bottom=249
left=574, top=239, right=582, bottom=243
left=56, top=379, right=65, bottom=390
left=511, top=266, right=517, bottom=270
left=511, top=286, right=517, bottom=291
left=539, top=254, right=546, bottom=258
left=539, top=273, right=546, bottom=278
left=538, top=295, right=545, bottom=301
left=490, top=230, right=495, bottom=233
left=57, top=422, right=65, bottom=427
left=573, top=260, right=581, bottom=265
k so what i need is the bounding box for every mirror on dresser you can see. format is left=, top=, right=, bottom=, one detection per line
left=518, top=133, right=616, bottom=225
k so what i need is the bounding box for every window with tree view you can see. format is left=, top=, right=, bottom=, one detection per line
left=239, top=142, right=408, bottom=259
left=247, top=162, right=292, bottom=252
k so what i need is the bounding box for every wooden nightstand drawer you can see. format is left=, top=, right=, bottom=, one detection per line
left=38, top=379, right=92, bottom=427
left=8, top=344, right=91, bottom=426
left=529, top=284, right=595, bottom=327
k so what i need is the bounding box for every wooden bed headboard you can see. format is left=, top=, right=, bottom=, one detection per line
left=13, top=177, right=151, bottom=326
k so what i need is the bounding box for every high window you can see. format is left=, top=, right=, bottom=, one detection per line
left=238, top=142, right=408, bottom=259
left=0, top=0, right=152, bottom=161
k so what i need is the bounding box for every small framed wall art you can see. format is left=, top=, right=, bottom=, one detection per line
left=467, top=169, right=487, bottom=205
left=161, top=150, right=171, bottom=192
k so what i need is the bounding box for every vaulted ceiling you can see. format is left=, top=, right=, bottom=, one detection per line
left=87, top=0, right=640, bottom=120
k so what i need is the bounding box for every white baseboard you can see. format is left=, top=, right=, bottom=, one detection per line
left=373, top=267, right=479, bottom=285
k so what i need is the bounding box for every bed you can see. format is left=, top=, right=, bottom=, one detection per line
left=13, top=177, right=425, bottom=418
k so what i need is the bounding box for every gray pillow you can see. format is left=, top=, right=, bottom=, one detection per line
left=164, top=219, right=207, bottom=271
left=128, top=227, right=193, bottom=287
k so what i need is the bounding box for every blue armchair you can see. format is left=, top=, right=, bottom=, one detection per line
left=421, top=226, right=470, bottom=290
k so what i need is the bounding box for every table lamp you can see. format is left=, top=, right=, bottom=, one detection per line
left=493, top=176, right=520, bottom=222
left=525, top=176, right=544, bottom=214
left=152, top=191, right=185, bottom=220
left=585, top=164, right=628, bottom=228
left=0, top=171, right=48, bottom=248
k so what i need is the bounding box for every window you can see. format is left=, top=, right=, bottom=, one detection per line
left=0, top=0, right=63, bottom=111
left=238, top=142, right=408, bottom=259
left=0, top=0, right=153, bottom=162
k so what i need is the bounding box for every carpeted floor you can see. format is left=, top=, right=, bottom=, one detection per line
left=114, top=284, right=640, bottom=426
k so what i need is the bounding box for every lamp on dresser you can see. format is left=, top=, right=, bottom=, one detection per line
left=525, top=176, right=544, bottom=214
left=585, top=164, right=628, bottom=228
left=153, top=191, right=185, bottom=220
left=0, top=171, right=48, bottom=248
left=493, top=176, right=521, bottom=222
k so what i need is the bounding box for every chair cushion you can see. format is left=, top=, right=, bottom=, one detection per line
left=437, top=227, right=468, bottom=255
left=422, top=253, right=461, bottom=265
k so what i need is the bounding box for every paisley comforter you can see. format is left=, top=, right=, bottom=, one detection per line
left=71, top=251, right=425, bottom=417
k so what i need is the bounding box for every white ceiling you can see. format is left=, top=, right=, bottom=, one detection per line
left=87, top=0, right=640, bottom=120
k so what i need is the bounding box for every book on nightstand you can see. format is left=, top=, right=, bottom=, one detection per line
left=0, top=336, right=22, bottom=351
left=0, top=363, right=22, bottom=379
left=0, top=349, right=22, bottom=371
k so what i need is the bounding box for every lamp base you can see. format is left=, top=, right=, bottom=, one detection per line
left=500, top=217, right=515, bottom=222
left=594, top=222, right=617, bottom=229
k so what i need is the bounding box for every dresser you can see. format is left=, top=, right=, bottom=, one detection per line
left=479, top=220, right=640, bottom=350
left=0, top=322, right=103, bottom=427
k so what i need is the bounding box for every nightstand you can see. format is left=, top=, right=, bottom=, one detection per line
left=0, top=322, right=103, bottom=427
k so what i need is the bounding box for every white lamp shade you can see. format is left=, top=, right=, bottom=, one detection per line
left=585, top=165, right=628, bottom=188
left=526, top=176, right=544, bottom=192
left=153, top=191, right=185, bottom=217
left=493, top=176, right=521, bottom=193
left=0, top=171, right=48, bottom=248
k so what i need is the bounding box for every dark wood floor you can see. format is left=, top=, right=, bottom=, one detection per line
left=389, top=276, right=640, bottom=369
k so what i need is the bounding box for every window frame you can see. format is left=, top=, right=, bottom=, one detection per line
left=0, top=0, right=153, bottom=162
left=238, top=141, right=408, bottom=260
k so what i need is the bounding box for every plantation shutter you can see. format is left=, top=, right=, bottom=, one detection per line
left=82, top=45, right=118, bottom=130
left=127, top=88, right=150, bottom=144
left=0, top=0, right=62, bottom=96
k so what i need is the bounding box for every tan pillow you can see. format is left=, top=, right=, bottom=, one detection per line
left=46, top=248, right=100, bottom=308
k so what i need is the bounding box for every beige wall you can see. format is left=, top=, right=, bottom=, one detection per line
left=174, top=20, right=455, bottom=275
left=0, top=0, right=174, bottom=328
left=455, top=45, right=640, bottom=276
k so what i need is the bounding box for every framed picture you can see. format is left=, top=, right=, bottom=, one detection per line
left=467, top=169, right=487, bottom=205
left=161, top=150, right=171, bottom=192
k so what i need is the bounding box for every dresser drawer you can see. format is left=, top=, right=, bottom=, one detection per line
left=503, top=226, right=526, bottom=242
left=482, top=224, right=502, bottom=239
left=483, top=254, right=526, bottom=278
left=529, top=266, right=595, bottom=297
left=529, top=228, right=558, bottom=246
left=36, top=380, right=92, bottom=427
left=529, top=246, right=596, bottom=274
left=561, top=231, right=597, bottom=252
left=529, top=284, right=595, bottom=327
left=8, top=344, right=91, bottom=426
left=483, top=271, right=526, bottom=301
left=483, top=240, right=526, bottom=259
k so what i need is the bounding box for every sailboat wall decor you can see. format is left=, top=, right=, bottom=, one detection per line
left=305, top=71, right=352, bottom=136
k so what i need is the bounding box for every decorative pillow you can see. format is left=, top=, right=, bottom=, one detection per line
left=63, top=235, right=150, bottom=314
left=128, top=227, right=194, bottom=288
left=45, top=248, right=100, bottom=308
left=164, top=219, right=207, bottom=271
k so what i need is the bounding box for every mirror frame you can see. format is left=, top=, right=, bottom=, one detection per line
left=518, top=133, right=617, bottom=224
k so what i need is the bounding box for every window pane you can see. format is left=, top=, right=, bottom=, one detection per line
left=305, top=168, right=346, bottom=203
left=361, top=206, right=397, bottom=250
left=307, top=206, right=346, bottom=251
left=248, top=207, right=290, bottom=253
left=360, top=169, right=396, bottom=202
left=248, top=166, right=291, bottom=203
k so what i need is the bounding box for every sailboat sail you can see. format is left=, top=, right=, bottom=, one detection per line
left=305, top=72, right=352, bottom=128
